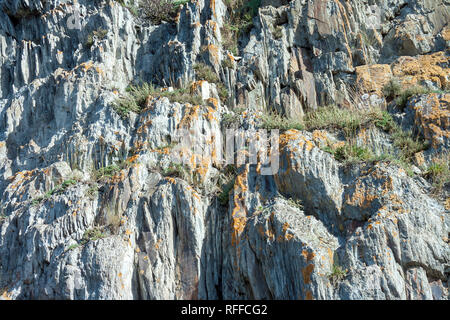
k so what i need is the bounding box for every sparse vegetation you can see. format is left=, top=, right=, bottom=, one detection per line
left=193, top=63, right=229, bottom=103
left=140, top=0, right=188, bottom=24
left=304, top=105, right=384, bottom=137
left=114, top=83, right=203, bottom=118
left=222, top=108, right=246, bottom=127
left=31, top=179, right=79, bottom=206
left=162, top=162, right=189, bottom=179
left=85, top=29, right=108, bottom=48
left=217, top=165, right=237, bottom=206
left=221, top=57, right=235, bottom=70
left=382, top=80, right=447, bottom=110
left=194, top=63, right=220, bottom=83
left=80, top=227, right=106, bottom=246
left=260, top=111, right=304, bottom=131
left=221, top=0, right=261, bottom=54
left=328, top=263, right=348, bottom=286
left=115, top=0, right=139, bottom=16
left=66, top=244, right=80, bottom=251
left=85, top=183, right=100, bottom=199
left=270, top=24, right=283, bottom=40
left=392, top=129, right=429, bottom=162
left=424, top=154, right=450, bottom=193
left=93, top=164, right=121, bottom=182
left=287, top=197, right=303, bottom=210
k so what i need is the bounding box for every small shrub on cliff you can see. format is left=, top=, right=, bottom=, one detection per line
left=392, top=130, right=429, bottom=163
left=217, top=165, right=237, bottom=206
left=140, top=0, right=181, bottom=24
left=424, top=153, right=450, bottom=193
left=383, top=80, right=438, bottom=110
left=31, top=179, right=79, bottom=206
left=80, top=227, right=106, bottom=246
left=162, top=162, right=189, bottom=179
left=260, top=111, right=304, bottom=131
left=114, top=83, right=152, bottom=117
left=326, top=143, right=374, bottom=164
left=114, top=83, right=202, bottom=118
left=328, top=263, right=347, bottom=286
left=221, top=0, right=262, bottom=54
left=193, top=63, right=220, bottom=83
left=382, top=79, right=402, bottom=100
left=85, top=29, right=108, bottom=48
left=93, top=164, right=121, bottom=182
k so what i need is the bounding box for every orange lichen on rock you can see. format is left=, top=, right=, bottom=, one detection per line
left=410, top=93, right=450, bottom=149
left=302, top=264, right=315, bottom=285
left=206, top=97, right=219, bottom=109
left=8, top=169, right=35, bottom=191
left=442, top=27, right=450, bottom=41
left=204, top=44, right=219, bottom=65
left=178, top=105, right=200, bottom=129
left=210, top=0, right=216, bottom=18
left=392, top=52, right=450, bottom=89
left=345, top=180, right=378, bottom=209
left=203, top=106, right=218, bottom=122
left=279, top=130, right=300, bottom=150
left=301, top=250, right=316, bottom=262
left=231, top=165, right=249, bottom=246
left=355, top=64, right=392, bottom=94
left=205, top=20, right=218, bottom=35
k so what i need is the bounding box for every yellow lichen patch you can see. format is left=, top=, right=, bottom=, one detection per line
left=203, top=106, right=218, bottom=122
left=355, top=64, right=392, bottom=94
left=392, top=52, right=450, bottom=89
left=190, top=80, right=207, bottom=94
left=304, top=139, right=314, bottom=151
left=279, top=130, right=300, bottom=150
left=178, top=105, right=200, bottom=129
left=210, top=0, right=216, bottom=18
left=445, top=198, right=450, bottom=210
left=411, top=93, right=450, bottom=149
left=345, top=180, right=378, bottom=209
left=231, top=165, right=249, bottom=246
left=205, top=20, right=218, bottom=35
left=154, top=239, right=163, bottom=250
left=8, top=170, right=36, bottom=191
left=206, top=97, right=219, bottom=109
left=95, top=66, right=105, bottom=77
left=1, top=290, right=12, bottom=300
left=312, top=130, right=328, bottom=145
left=126, top=154, right=139, bottom=165
left=227, top=52, right=235, bottom=62
left=204, top=44, right=219, bottom=65
left=327, top=248, right=334, bottom=265
left=302, top=264, right=315, bottom=285
left=166, top=177, right=176, bottom=184
left=414, top=151, right=426, bottom=167
left=80, top=61, right=94, bottom=72
left=301, top=250, right=316, bottom=262
left=443, top=26, right=450, bottom=41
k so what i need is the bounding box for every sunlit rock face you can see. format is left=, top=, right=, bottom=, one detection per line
left=0, top=0, right=448, bottom=300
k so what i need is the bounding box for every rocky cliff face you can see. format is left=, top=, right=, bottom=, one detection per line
left=0, top=0, right=448, bottom=300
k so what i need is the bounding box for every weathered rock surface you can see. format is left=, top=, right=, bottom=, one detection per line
left=0, top=0, right=448, bottom=300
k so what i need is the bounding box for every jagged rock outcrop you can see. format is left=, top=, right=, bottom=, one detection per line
left=0, top=0, right=448, bottom=300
